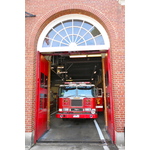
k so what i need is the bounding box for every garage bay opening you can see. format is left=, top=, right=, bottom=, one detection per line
left=35, top=13, right=113, bottom=143
left=36, top=52, right=110, bottom=143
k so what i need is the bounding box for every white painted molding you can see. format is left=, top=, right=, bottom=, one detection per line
left=117, top=0, right=125, bottom=5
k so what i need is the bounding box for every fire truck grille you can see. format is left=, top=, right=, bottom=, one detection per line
left=71, top=99, right=82, bottom=106
left=71, top=108, right=83, bottom=111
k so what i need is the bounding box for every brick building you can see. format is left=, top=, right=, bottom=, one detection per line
left=25, top=0, right=125, bottom=148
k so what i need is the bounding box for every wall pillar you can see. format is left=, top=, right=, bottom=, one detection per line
left=25, top=131, right=34, bottom=148
left=115, top=131, right=125, bottom=146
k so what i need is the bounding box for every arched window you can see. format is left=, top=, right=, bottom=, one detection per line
left=37, top=14, right=110, bottom=52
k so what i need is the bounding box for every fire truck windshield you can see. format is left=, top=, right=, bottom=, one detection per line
left=59, top=86, right=76, bottom=97
left=59, top=86, right=95, bottom=97
left=78, top=86, right=95, bottom=97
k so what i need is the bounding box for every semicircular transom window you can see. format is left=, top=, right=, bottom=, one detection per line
left=42, top=19, right=105, bottom=48
left=38, top=14, right=110, bottom=52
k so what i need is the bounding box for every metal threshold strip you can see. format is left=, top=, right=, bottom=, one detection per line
left=37, top=140, right=112, bottom=144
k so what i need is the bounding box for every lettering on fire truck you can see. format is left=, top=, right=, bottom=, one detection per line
left=56, top=82, right=98, bottom=119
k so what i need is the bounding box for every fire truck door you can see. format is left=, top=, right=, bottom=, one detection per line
left=35, top=52, right=49, bottom=141
left=103, top=50, right=115, bottom=142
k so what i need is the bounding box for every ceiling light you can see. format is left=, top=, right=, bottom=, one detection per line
left=57, top=71, right=68, bottom=74
left=57, top=66, right=64, bottom=69
left=66, top=79, right=73, bottom=81
left=69, top=55, right=87, bottom=58
left=87, top=54, right=102, bottom=57
left=69, top=54, right=102, bottom=58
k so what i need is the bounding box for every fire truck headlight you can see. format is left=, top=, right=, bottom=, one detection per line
left=59, top=109, right=62, bottom=112
left=85, top=108, right=91, bottom=111
left=91, top=109, right=96, bottom=114
left=62, top=108, right=69, bottom=111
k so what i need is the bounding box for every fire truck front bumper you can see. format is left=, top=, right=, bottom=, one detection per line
left=56, top=113, right=98, bottom=119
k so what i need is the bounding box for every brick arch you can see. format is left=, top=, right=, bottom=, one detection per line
left=28, top=4, right=118, bottom=133
left=26, top=4, right=118, bottom=132
left=27, top=4, right=117, bottom=50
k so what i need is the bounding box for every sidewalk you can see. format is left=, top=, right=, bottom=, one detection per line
left=117, top=145, right=125, bottom=150
left=26, top=143, right=125, bottom=150
left=25, top=115, right=125, bottom=150
left=26, top=143, right=121, bottom=150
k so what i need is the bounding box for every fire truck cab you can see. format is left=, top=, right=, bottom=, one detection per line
left=56, top=82, right=98, bottom=119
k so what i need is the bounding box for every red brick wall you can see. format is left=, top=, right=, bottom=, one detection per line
left=25, top=0, right=125, bottom=133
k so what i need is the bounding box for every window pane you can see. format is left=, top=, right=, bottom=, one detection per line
left=90, top=27, right=101, bottom=37
left=77, top=38, right=84, bottom=44
left=84, top=33, right=92, bottom=40
left=63, top=20, right=72, bottom=27
left=66, top=27, right=72, bottom=35
left=40, top=73, right=48, bottom=88
left=69, top=35, right=73, bottom=42
left=42, top=40, right=50, bottom=47
left=48, top=29, right=56, bottom=39
left=78, top=42, right=86, bottom=46
left=76, top=36, right=81, bottom=43
left=64, top=36, right=70, bottom=43
left=59, top=30, right=67, bottom=37
left=82, top=21, right=93, bottom=30
left=80, top=29, right=87, bottom=36
left=95, top=35, right=105, bottom=45
left=52, top=41, right=60, bottom=47
left=73, top=35, right=77, bottom=42
left=42, top=34, right=50, bottom=47
left=53, top=23, right=63, bottom=32
left=40, top=73, right=45, bottom=88
left=60, top=43, right=67, bottom=47
left=73, top=20, right=83, bottom=26
left=61, top=39, right=69, bottom=45
left=40, top=94, right=47, bottom=110
left=73, top=27, right=80, bottom=34
left=86, top=39, right=95, bottom=45
left=55, top=34, right=62, bottom=41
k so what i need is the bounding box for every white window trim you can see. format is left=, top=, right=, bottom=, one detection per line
left=37, top=14, right=110, bottom=52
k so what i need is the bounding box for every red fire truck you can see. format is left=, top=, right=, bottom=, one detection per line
left=56, top=82, right=98, bottom=119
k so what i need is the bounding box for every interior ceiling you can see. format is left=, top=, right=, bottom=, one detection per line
left=46, top=51, right=103, bottom=86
